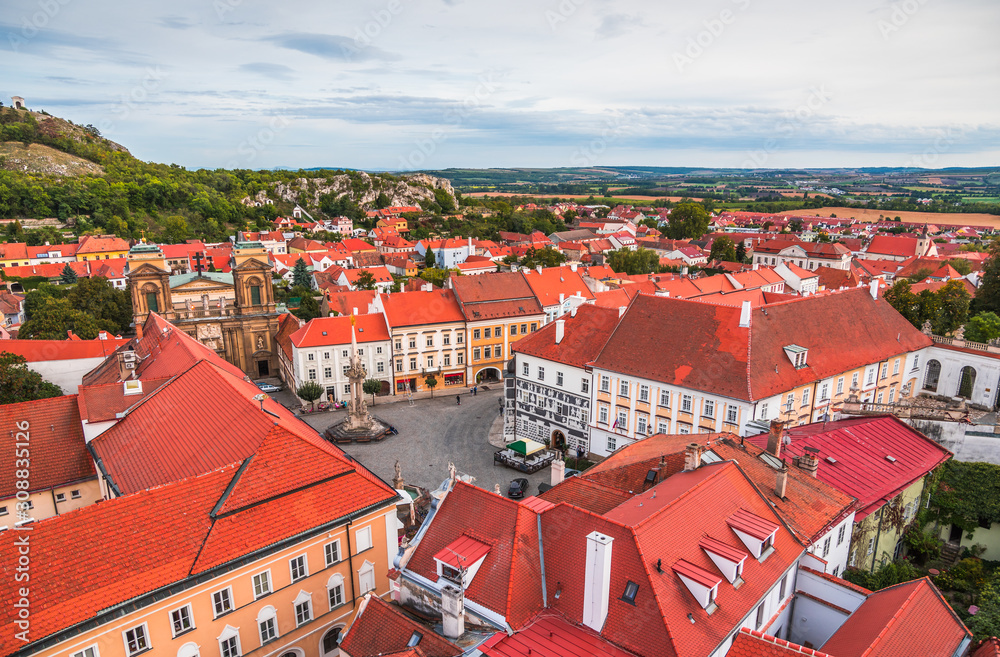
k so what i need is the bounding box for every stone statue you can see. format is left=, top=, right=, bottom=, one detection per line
left=392, top=460, right=405, bottom=490
left=954, top=325, right=965, bottom=342
left=922, top=319, right=933, bottom=335
left=494, top=483, right=501, bottom=495
left=448, top=462, right=456, bottom=482
left=257, top=334, right=264, bottom=350
left=342, top=315, right=378, bottom=432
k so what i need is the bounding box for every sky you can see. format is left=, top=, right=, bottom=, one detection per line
left=2, top=0, right=999, bottom=171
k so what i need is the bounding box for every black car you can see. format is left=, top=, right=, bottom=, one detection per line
left=508, top=478, right=529, bottom=499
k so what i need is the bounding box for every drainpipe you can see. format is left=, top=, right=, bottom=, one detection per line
left=870, top=504, right=886, bottom=574
left=537, top=514, right=547, bottom=608
left=346, top=519, right=358, bottom=603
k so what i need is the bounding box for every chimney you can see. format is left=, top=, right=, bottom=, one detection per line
left=799, top=447, right=820, bottom=477
left=554, top=319, right=565, bottom=344
left=135, top=323, right=143, bottom=341
left=352, top=307, right=358, bottom=316
left=869, top=279, right=879, bottom=300
left=619, top=306, right=626, bottom=318
left=570, top=306, right=578, bottom=317
left=766, top=420, right=784, bottom=459
left=551, top=458, right=566, bottom=486
left=441, top=584, right=465, bottom=639
left=684, top=442, right=702, bottom=471
left=536, top=265, right=543, bottom=274
left=681, top=266, right=689, bottom=276
left=570, top=263, right=578, bottom=272
left=583, top=532, right=613, bottom=632
left=559, top=292, right=565, bottom=306
left=775, top=463, right=789, bottom=498
left=739, top=299, right=751, bottom=328
left=468, top=236, right=473, bottom=249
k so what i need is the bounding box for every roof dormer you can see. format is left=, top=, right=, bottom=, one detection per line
left=673, top=559, right=721, bottom=614
left=433, top=535, right=491, bottom=590
left=727, top=509, right=779, bottom=561
left=699, top=536, right=748, bottom=586
left=783, top=345, right=808, bottom=369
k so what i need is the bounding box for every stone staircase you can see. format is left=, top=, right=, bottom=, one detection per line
left=940, top=541, right=962, bottom=564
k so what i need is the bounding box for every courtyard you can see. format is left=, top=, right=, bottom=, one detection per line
left=291, top=386, right=556, bottom=496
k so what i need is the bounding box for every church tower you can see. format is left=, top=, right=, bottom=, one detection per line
left=232, top=241, right=275, bottom=315
left=127, top=241, right=173, bottom=323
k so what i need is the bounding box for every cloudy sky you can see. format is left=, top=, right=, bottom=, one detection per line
left=2, top=0, right=998, bottom=171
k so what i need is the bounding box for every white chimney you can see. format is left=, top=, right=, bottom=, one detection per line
left=353, top=307, right=358, bottom=316
left=441, top=584, right=465, bottom=639
left=739, top=299, right=751, bottom=328
left=551, top=458, right=566, bottom=486
left=570, top=263, right=578, bottom=272
left=571, top=306, right=578, bottom=317
left=559, top=292, right=565, bottom=305
left=583, top=532, right=614, bottom=632
left=619, top=306, right=626, bottom=318
left=555, top=319, right=565, bottom=344
left=536, top=265, right=543, bottom=274
left=869, top=279, right=879, bottom=300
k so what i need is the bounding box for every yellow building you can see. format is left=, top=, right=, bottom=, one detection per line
left=76, top=235, right=130, bottom=261
left=0, top=242, right=30, bottom=268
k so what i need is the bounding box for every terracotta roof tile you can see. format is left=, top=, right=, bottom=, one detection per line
left=340, top=594, right=461, bottom=657
left=727, top=628, right=834, bottom=656
left=290, top=313, right=390, bottom=348
left=512, top=305, right=620, bottom=369
left=381, top=290, right=466, bottom=327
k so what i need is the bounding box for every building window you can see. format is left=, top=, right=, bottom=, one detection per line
left=55, top=492, right=66, bottom=503
left=657, top=420, right=668, bottom=434
left=377, top=361, right=385, bottom=372
left=360, top=562, right=376, bottom=593
left=867, top=369, right=875, bottom=385
left=637, top=415, right=648, bottom=435
left=328, top=576, right=345, bottom=609
left=427, top=356, right=434, bottom=368
left=290, top=555, right=308, bottom=582
left=616, top=410, right=628, bottom=431
left=779, top=575, right=788, bottom=599
left=250, top=285, right=262, bottom=306
left=837, top=524, right=847, bottom=546
left=607, top=436, right=617, bottom=452
left=409, top=338, right=416, bottom=349
left=881, top=363, right=888, bottom=379
left=913, top=354, right=919, bottom=370
left=852, top=372, right=859, bottom=390
left=598, top=405, right=609, bottom=424
left=426, top=336, right=434, bottom=347
left=396, top=360, right=402, bottom=372
left=473, top=348, right=481, bottom=361
left=619, top=380, right=629, bottom=397
left=259, top=616, right=277, bottom=645
left=556, top=372, right=564, bottom=386
left=867, top=537, right=875, bottom=555
left=893, top=358, right=900, bottom=375
left=308, top=369, right=316, bottom=380
left=820, top=383, right=829, bottom=400
left=510, top=324, right=517, bottom=335
left=443, top=355, right=450, bottom=367
left=295, top=600, right=312, bottom=626
left=213, top=588, right=233, bottom=617
left=308, top=353, right=315, bottom=361
left=484, top=346, right=492, bottom=359
left=877, top=391, right=884, bottom=404
left=837, top=377, right=844, bottom=395
left=888, top=386, right=895, bottom=402
left=755, top=603, right=765, bottom=629
left=409, top=357, right=417, bottom=370
left=822, top=536, right=831, bottom=558
left=704, top=400, right=715, bottom=418
left=522, top=362, right=529, bottom=376
left=832, top=565, right=840, bottom=577
left=681, top=395, right=692, bottom=413
left=220, top=634, right=240, bottom=657
left=678, top=424, right=691, bottom=434
left=324, top=540, right=341, bottom=566
left=395, top=341, right=402, bottom=350
left=600, top=375, right=610, bottom=392
left=582, top=378, right=589, bottom=393
left=124, top=624, right=150, bottom=657
left=457, top=333, right=464, bottom=344
left=170, top=605, right=193, bottom=636
left=726, top=405, right=738, bottom=424
left=531, top=323, right=538, bottom=332
left=801, top=388, right=810, bottom=406
left=639, top=385, right=649, bottom=402
left=473, top=329, right=481, bottom=340
left=324, top=367, right=332, bottom=378
left=356, top=526, right=373, bottom=552
left=660, top=390, right=670, bottom=407
left=71, top=647, right=98, bottom=657
left=538, top=366, right=545, bottom=381
left=71, top=489, right=81, bottom=499
left=253, top=571, right=272, bottom=598
left=457, top=353, right=464, bottom=365
left=322, top=629, right=342, bottom=656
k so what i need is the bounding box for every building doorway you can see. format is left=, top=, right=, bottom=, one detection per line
left=476, top=367, right=502, bottom=383
left=257, top=359, right=270, bottom=377
left=551, top=430, right=567, bottom=452
left=958, top=366, right=977, bottom=399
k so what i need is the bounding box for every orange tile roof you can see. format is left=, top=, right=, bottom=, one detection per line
left=290, top=313, right=390, bottom=348
left=591, top=288, right=930, bottom=401
left=974, top=638, right=1000, bottom=657
left=521, top=266, right=597, bottom=307
left=536, top=476, right=633, bottom=514
left=820, top=578, right=970, bottom=657
left=326, top=289, right=379, bottom=315
left=381, top=290, right=466, bottom=327
left=0, top=242, right=29, bottom=260
left=727, top=628, right=834, bottom=656
left=77, top=377, right=172, bottom=422
left=76, top=235, right=129, bottom=255
left=480, top=611, right=639, bottom=657
left=0, top=396, right=95, bottom=498
left=512, top=305, right=620, bottom=369
left=0, top=336, right=128, bottom=362
left=340, top=594, right=462, bottom=657
left=865, top=235, right=919, bottom=258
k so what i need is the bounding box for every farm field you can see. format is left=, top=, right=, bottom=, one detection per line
left=783, top=206, right=1000, bottom=228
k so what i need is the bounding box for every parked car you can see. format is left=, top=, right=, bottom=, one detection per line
left=255, top=382, right=282, bottom=393
left=508, top=478, right=529, bottom=499
left=565, top=468, right=581, bottom=478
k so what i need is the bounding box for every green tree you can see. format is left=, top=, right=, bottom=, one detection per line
left=520, top=247, right=566, bottom=269
left=423, top=247, right=437, bottom=269
left=67, top=276, right=132, bottom=335
left=709, top=236, right=738, bottom=263
left=162, top=215, right=190, bottom=244
left=883, top=280, right=921, bottom=327
left=735, top=242, right=748, bottom=263
left=296, top=381, right=324, bottom=410
left=292, top=257, right=312, bottom=289
left=666, top=202, right=711, bottom=239
left=363, top=378, right=382, bottom=405
left=354, top=270, right=377, bottom=291
left=965, top=312, right=1000, bottom=343
left=607, top=247, right=660, bottom=275
left=292, top=294, right=321, bottom=321
left=19, top=298, right=100, bottom=340
left=967, top=578, right=1000, bottom=643
left=60, top=263, right=78, bottom=285
left=0, top=351, right=63, bottom=405
left=948, top=258, right=973, bottom=276
left=424, top=373, right=438, bottom=398
left=433, top=188, right=456, bottom=213
left=934, top=279, right=971, bottom=335
left=973, top=240, right=1000, bottom=316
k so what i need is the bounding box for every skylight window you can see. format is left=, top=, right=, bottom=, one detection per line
left=407, top=632, right=423, bottom=648
left=621, top=581, right=639, bottom=605
left=758, top=452, right=783, bottom=470
left=701, top=450, right=722, bottom=464
left=783, top=345, right=808, bottom=369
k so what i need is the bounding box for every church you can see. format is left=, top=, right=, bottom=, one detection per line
left=127, top=240, right=281, bottom=378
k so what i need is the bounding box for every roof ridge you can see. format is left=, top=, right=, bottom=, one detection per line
left=629, top=462, right=731, bottom=529
left=738, top=628, right=835, bottom=656
left=859, top=578, right=927, bottom=657
left=627, top=523, right=681, bottom=656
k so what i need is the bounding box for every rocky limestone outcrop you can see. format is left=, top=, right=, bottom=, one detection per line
left=266, top=172, right=455, bottom=212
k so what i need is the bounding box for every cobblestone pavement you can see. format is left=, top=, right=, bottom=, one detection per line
left=294, top=387, right=554, bottom=496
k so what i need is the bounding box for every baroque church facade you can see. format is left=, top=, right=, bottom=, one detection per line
left=127, top=240, right=281, bottom=378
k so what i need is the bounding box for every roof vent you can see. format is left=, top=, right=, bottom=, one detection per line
left=123, top=380, right=143, bottom=396
left=407, top=632, right=422, bottom=648
left=322, top=331, right=327, bottom=336
left=825, top=456, right=837, bottom=464
left=885, top=455, right=897, bottom=463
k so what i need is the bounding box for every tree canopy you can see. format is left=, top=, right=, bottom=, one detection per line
left=708, top=236, right=738, bottom=263
left=665, top=202, right=711, bottom=240
left=607, top=247, right=660, bottom=275
left=0, top=351, right=63, bottom=405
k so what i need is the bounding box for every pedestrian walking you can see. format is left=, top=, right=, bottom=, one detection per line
left=456, top=395, right=461, bottom=405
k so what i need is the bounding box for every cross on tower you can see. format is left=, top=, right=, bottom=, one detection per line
left=193, top=252, right=205, bottom=276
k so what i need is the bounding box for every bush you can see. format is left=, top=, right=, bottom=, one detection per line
left=903, top=524, right=941, bottom=565
left=843, top=560, right=922, bottom=591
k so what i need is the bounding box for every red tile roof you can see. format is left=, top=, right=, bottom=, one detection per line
left=452, top=272, right=544, bottom=320
left=76, top=235, right=129, bottom=255
left=0, top=242, right=29, bottom=260
left=290, top=313, right=390, bottom=348
left=0, top=396, right=95, bottom=498
left=480, top=611, right=639, bottom=657
left=974, top=638, right=1000, bottom=657
left=77, top=377, right=173, bottom=422
left=727, top=508, right=779, bottom=541
left=865, top=235, right=919, bottom=258
left=512, top=305, right=620, bottom=369
left=590, top=288, right=930, bottom=401
left=381, top=289, right=466, bottom=327
left=820, top=578, right=970, bottom=657
left=521, top=266, right=597, bottom=307
left=536, top=475, right=634, bottom=514
left=433, top=534, right=492, bottom=569
left=340, top=594, right=462, bottom=657
left=0, top=336, right=129, bottom=362
left=747, top=416, right=951, bottom=520
left=325, top=289, right=379, bottom=316
left=673, top=558, right=722, bottom=588
left=727, top=628, right=834, bottom=656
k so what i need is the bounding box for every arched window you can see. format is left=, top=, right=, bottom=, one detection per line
left=177, top=642, right=200, bottom=657
left=248, top=276, right=263, bottom=306
left=327, top=573, right=345, bottom=610
left=923, top=360, right=941, bottom=392
left=359, top=561, right=375, bottom=594
left=958, top=366, right=977, bottom=399
left=257, top=605, right=278, bottom=645
left=321, top=627, right=343, bottom=656
left=141, top=283, right=159, bottom=313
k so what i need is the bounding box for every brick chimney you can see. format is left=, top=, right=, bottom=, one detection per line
left=766, top=420, right=784, bottom=459
left=775, top=462, right=789, bottom=498
left=684, top=442, right=702, bottom=471
left=798, top=447, right=819, bottom=477
left=441, top=584, right=465, bottom=639
left=551, top=458, right=566, bottom=486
